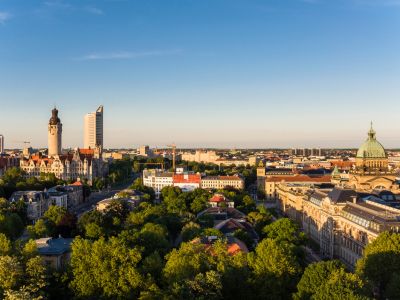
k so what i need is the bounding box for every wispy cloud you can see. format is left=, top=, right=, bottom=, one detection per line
left=76, top=49, right=183, bottom=61
left=0, top=11, right=12, bottom=24
left=38, top=1, right=104, bottom=15
left=85, top=6, right=104, bottom=15
left=357, top=0, right=400, bottom=6
left=43, top=0, right=72, bottom=10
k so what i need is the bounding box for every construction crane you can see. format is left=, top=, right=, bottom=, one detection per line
left=12, top=141, right=31, bottom=147
left=167, top=143, right=176, bottom=172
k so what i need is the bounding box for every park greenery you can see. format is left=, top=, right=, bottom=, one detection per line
left=2, top=168, right=400, bottom=298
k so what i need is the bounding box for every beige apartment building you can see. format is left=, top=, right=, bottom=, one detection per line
left=201, top=175, right=244, bottom=190
left=181, top=150, right=221, bottom=164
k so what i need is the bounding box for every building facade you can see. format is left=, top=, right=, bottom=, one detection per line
left=201, top=175, right=244, bottom=190
left=84, top=105, right=104, bottom=149
left=9, top=191, right=49, bottom=221
left=0, top=155, right=20, bottom=176
left=172, top=173, right=201, bottom=192
left=264, top=174, right=332, bottom=200
left=142, top=169, right=174, bottom=197
left=181, top=150, right=221, bottom=164
left=276, top=184, right=400, bottom=269
left=20, top=147, right=107, bottom=184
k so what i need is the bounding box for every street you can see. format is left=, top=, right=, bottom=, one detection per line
left=71, top=182, right=133, bottom=218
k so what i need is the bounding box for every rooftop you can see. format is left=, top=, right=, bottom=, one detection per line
left=36, top=237, right=73, bottom=256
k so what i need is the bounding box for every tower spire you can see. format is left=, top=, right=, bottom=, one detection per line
left=368, top=121, right=376, bottom=140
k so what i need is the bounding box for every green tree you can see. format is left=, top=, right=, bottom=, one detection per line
left=312, top=269, right=368, bottom=300
left=25, top=256, right=48, bottom=299
left=70, top=236, right=143, bottom=298
left=27, top=219, right=49, bottom=239
left=183, top=271, right=223, bottom=300
left=85, top=222, right=106, bottom=239
left=181, top=222, right=202, bottom=242
left=21, top=239, right=39, bottom=259
left=190, top=195, right=209, bottom=214
left=249, top=238, right=302, bottom=299
left=356, top=232, right=400, bottom=297
left=237, top=195, right=256, bottom=214
left=0, top=233, right=12, bottom=255
left=246, top=205, right=272, bottom=234
left=0, top=256, right=23, bottom=293
left=44, top=205, right=67, bottom=225
left=263, top=218, right=306, bottom=245
left=385, top=272, right=400, bottom=300
left=233, top=229, right=254, bottom=250
left=0, top=213, right=24, bottom=239
left=294, top=260, right=345, bottom=300
left=2, top=168, right=24, bottom=185
left=39, top=205, right=77, bottom=237
left=163, top=242, right=210, bottom=284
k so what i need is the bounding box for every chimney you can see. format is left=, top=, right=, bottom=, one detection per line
left=351, top=196, right=357, bottom=204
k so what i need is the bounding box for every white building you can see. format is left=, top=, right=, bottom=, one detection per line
left=84, top=105, right=104, bottom=149
left=142, top=169, right=173, bottom=197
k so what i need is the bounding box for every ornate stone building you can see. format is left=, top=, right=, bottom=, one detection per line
left=355, top=123, right=388, bottom=172
left=347, top=123, right=398, bottom=192
left=276, top=184, right=400, bottom=269
left=274, top=124, right=400, bottom=269
left=20, top=148, right=107, bottom=184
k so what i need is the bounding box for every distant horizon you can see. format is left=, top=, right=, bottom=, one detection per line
left=4, top=145, right=400, bottom=152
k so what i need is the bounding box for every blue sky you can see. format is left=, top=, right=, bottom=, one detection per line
left=0, top=0, right=399, bottom=149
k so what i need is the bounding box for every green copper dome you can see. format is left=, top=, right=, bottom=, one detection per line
left=356, top=123, right=386, bottom=159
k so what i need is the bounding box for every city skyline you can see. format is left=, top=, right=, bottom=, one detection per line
left=1, top=106, right=400, bottom=149
left=0, top=0, right=400, bottom=148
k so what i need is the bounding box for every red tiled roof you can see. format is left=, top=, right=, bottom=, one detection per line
left=209, top=194, right=226, bottom=203
left=227, top=243, right=243, bottom=255
left=173, top=174, right=201, bottom=184
left=266, top=175, right=332, bottom=183
left=191, top=237, right=248, bottom=256
left=79, top=149, right=95, bottom=155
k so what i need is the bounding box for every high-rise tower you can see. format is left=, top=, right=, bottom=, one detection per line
left=84, top=105, right=103, bottom=149
left=0, top=134, right=4, bottom=154
left=48, top=107, right=62, bottom=157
